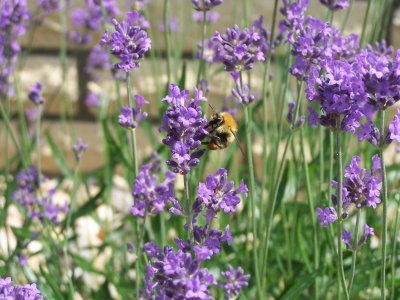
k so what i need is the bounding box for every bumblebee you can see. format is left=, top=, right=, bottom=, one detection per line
left=202, top=105, right=245, bottom=156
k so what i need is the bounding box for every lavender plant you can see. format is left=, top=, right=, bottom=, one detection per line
left=2, top=1, right=400, bottom=299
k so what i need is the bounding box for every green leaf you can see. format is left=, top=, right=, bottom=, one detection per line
left=11, top=226, right=32, bottom=240
left=70, top=253, right=104, bottom=275
left=279, top=268, right=323, bottom=300
left=178, top=60, right=186, bottom=90
left=39, top=265, right=65, bottom=300
left=45, top=131, right=73, bottom=178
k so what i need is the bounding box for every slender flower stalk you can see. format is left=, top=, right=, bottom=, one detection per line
left=379, top=109, right=388, bottom=300
left=183, top=173, right=194, bottom=252
left=336, top=119, right=350, bottom=300
left=126, top=72, right=139, bottom=178
left=259, top=0, right=279, bottom=255
left=391, top=202, right=400, bottom=300
left=347, top=209, right=361, bottom=293
left=195, top=7, right=207, bottom=87
left=163, top=0, right=172, bottom=85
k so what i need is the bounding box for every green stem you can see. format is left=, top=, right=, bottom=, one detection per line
left=340, top=0, right=355, bottom=32
left=390, top=201, right=399, bottom=300
left=259, top=0, right=279, bottom=259
left=347, top=209, right=361, bottom=294
left=360, top=0, right=372, bottom=47
left=63, top=164, right=79, bottom=299
left=243, top=102, right=262, bottom=298
left=379, top=109, right=388, bottom=300
left=195, top=5, right=207, bottom=87
left=35, top=106, right=42, bottom=193
left=163, top=0, right=172, bottom=85
left=183, top=174, right=194, bottom=252
left=135, top=215, right=147, bottom=299
left=335, top=120, right=350, bottom=300
left=126, top=71, right=139, bottom=178
left=300, top=127, right=319, bottom=299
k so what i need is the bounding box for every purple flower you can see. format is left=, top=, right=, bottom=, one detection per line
left=12, top=165, right=69, bottom=225
left=354, top=47, right=400, bottom=112
left=220, top=265, right=250, bottom=299
left=342, top=229, right=352, bottom=248
left=196, top=39, right=225, bottom=64
left=305, top=59, right=366, bottom=132
left=357, top=224, right=374, bottom=246
left=192, top=0, right=223, bottom=11
left=131, top=163, right=176, bottom=217
left=101, top=11, right=151, bottom=71
left=72, top=138, right=88, bottom=161
left=230, top=72, right=256, bottom=105
left=196, top=168, right=248, bottom=213
left=386, top=108, right=400, bottom=144
left=316, top=207, right=337, bottom=227
left=70, top=0, right=118, bottom=31
left=193, top=11, right=220, bottom=23
left=85, top=45, right=111, bottom=81
left=320, top=0, right=349, bottom=11
left=118, top=94, right=149, bottom=129
left=213, top=24, right=265, bottom=71
left=84, top=92, right=100, bottom=107
left=28, top=82, right=45, bottom=105
left=143, top=243, right=217, bottom=297
left=18, top=254, right=28, bottom=266
left=159, top=84, right=208, bottom=175
left=330, top=155, right=382, bottom=214
left=0, top=277, right=43, bottom=300
left=158, top=18, right=179, bottom=32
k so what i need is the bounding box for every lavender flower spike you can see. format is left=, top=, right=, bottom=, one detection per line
left=0, top=277, right=43, bottom=299
left=118, top=94, right=149, bottom=129
left=220, top=265, right=250, bottom=300
left=72, top=138, right=88, bottom=161
left=101, top=11, right=151, bottom=71
left=213, top=25, right=265, bottom=71
left=28, top=82, right=45, bottom=105
left=159, top=84, right=208, bottom=175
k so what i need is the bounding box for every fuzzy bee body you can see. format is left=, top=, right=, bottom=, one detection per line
left=203, top=108, right=245, bottom=156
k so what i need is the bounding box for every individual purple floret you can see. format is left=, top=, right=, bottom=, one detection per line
left=118, top=94, right=149, bottom=129
left=192, top=0, right=223, bottom=11
left=213, top=24, right=265, bottom=71
left=72, top=138, right=88, bottom=161
left=85, top=45, right=111, bottom=81
left=131, top=163, right=177, bottom=217
left=357, top=224, right=374, bottom=246
left=84, top=92, right=100, bottom=107
left=386, top=108, right=400, bottom=144
left=70, top=0, right=119, bottom=31
left=158, top=84, right=208, bottom=175
left=196, top=168, right=248, bottom=214
left=342, top=229, right=352, bottom=248
left=12, top=165, right=69, bottom=225
left=193, top=11, right=220, bottom=23
left=101, top=11, right=151, bottom=71
left=196, top=39, right=225, bottom=64
left=253, top=16, right=283, bottom=56
left=230, top=72, right=255, bottom=105
left=316, top=207, right=337, bottom=227
left=28, top=82, right=45, bottom=105
left=143, top=242, right=217, bottom=298
left=0, top=277, right=43, bottom=300
left=158, top=18, right=179, bottom=32
left=320, top=0, right=349, bottom=11
left=220, top=265, right=250, bottom=300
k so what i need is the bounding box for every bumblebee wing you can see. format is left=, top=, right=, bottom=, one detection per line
left=230, top=128, right=245, bottom=157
